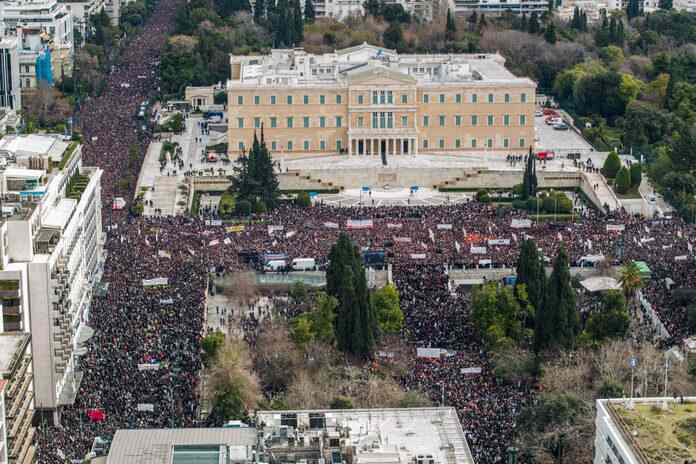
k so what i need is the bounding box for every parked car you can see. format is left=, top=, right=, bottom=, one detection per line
left=553, top=123, right=570, bottom=130
left=546, top=117, right=563, bottom=125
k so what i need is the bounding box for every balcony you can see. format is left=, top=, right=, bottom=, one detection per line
left=2, top=305, right=21, bottom=316
left=0, top=289, right=20, bottom=299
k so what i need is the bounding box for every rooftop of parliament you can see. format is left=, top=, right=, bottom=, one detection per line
left=227, top=43, right=536, bottom=157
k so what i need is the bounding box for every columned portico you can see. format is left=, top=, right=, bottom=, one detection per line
left=348, top=134, right=419, bottom=156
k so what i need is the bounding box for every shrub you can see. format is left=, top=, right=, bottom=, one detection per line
left=475, top=190, right=491, bottom=203
left=689, top=358, right=696, bottom=378
left=330, top=396, right=354, bottom=409
left=295, top=191, right=311, bottom=207
left=235, top=199, right=251, bottom=216
left=602, top=151, right=621, bottom=178
left=599, top=379, right=624, bottom=398
left=526, top=197, right=541, bottom=212
left=253, top=200, right=267, bottom=213
left=513, top=183, right=525, bottom=197
left=615, top=167, right=631, bottom=194
left=630, top=163, right=642, bottom=187
left=512, top=199, right=527, bottom=210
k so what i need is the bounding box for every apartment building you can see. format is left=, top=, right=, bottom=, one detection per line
left=60, top=0, right=105, bottom=44
left=0, top=37, right=21, bottom=111
left=0, top=333, right=34, bottom=464
left=452, top=0, right=547, bottom=14
left=674, top=0, right=696, bottom=11
left=594, top=397, right=696, bottom=464
left=228, top=44, right=536, bottom=158
left=0, top=0, right=75, bottom=88
left=0, top=134, right=103, bottom=424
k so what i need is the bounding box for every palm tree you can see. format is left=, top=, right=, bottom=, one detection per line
left=618, top=262, right=643, bottom=301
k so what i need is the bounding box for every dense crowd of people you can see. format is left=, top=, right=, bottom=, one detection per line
left=33, top=0, right=696, bottom=461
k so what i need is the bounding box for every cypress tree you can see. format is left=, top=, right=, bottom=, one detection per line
left=254, top=0, right=265, bottom=23
left=520, top=12, right=528, bottom=31
left=326, top=234, right=377, bottom=359
left=544, top=22, right=557, bottom=44
left=516, top=239, right=546, bottom=318
left=535, top=245, right=577, bottom=351
left=521, top=147, right=538, bottom=200
left=446, top=9, right=456, bottom=41
left=230, top=131, right=279, bottom=209
left=528, top=11, right=540, bottom=33
left=304, top=0, right=315, bottom=22
left=616, top=20, right=624, bottom=46
left=292, top=0, right=304, bottom=44
left=609, top=16, right=617, bottom=43
left=571, top=6, right=579, bottom=29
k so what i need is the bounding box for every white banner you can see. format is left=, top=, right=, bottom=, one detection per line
left=159, top=298, right=173, bottom=305
left=511, top=219, right=532, bottom=229
left=417, top=348, right=455, bottom=358
left=137, top=403, right=155, bottom=412
left=437, top=224, right=453, bottom=230
left=346, top=219, right=374, bottom=230
left=641, top=237, right=655, bottom=244
left=410, top=253, right=426, bottom=259
left=137, top=363, right=161, bottom=371
left=208, top=239, right=219, bottom=247
left=675, top=255, right=688, bottom=261
left=429, top=229, right=435, bottom=242
left=268, top=225, right=284, bottom=235
left=285, top=231, right=297, bottom=238
left=223, top=237, right=232, bottom=245
left=471, top=246, right=487, bottom=254
left=479, top=259, right=493, bottom=266
left=205, top=219, right=223, bottom=226
left=606, top=224, right=625, bottom=232
left=387, top=223, right=403, bottom=229
left=488, top=239, right=511, bottom=246
left=455, top=241, right=461, bottom=253
left=460, top=367, right=483, bottom=375
left=158, top=250, right=171, bottom=259
left=142, top=277, right=168, bottom=287
left=323, top=222, right=339, bottom=229
left=393, top=237, right=412, bottom=243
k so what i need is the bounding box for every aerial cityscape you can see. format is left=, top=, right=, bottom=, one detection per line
left=0, top=0, right=693, bottom=463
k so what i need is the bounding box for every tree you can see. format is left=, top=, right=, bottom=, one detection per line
left=535, top=245, right=577, bottom=351
left=627, top=0, right=641, bottom=18
left=254, top=0, right=265, bottom=23
left=521, top=146, right=538, bottom=200
left=618, top=261, right=643, bottom=300
left=202, top=331, right=225, bottom=366
left=615, top=166, right=631, bottom=194
left=528, top=11, right=540, bottom=34
left=446, top=9, right=456, bottom=41
left=585, top=290, right=630, bottom=341
left=516, top=239, right=545, bottom=316
left=629, top=163, right=642, bottom=187
left=371, top=284, right=403, bottom=334
left=326, top=234, right=377, bottom=358
left=304, top=0, right=315, bottom=22
left=292, top=0, right=304, bottom=44
left=230, top=132, right=279, bottom=209
left=602, top=150, right=621, bottom=178
left=330, top=396, right=354, bottom=409
left=544, top=22, right=557, bottom=44
left=472, top=283, right=525, bottom=349
left=383, top=22, right=404, bottom=51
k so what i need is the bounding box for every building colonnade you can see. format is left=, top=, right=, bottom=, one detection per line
left=348, top=137, right=418, bottom=156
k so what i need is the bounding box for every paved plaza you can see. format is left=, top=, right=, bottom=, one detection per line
left=315, top=187, right=472, bottom=207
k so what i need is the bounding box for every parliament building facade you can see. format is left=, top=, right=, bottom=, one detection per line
left=227, top=44, right=536, bottom=157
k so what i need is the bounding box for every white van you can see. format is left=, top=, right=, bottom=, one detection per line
left=291, top=258, right=316, bottom=271
left=264, top=260, right=286, bottom=272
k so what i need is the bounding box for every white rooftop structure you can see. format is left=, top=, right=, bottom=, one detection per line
left=229, top=43, right=533, bottom=89
left=580, top=276, right=621, bottom=293
left=257, top=407, right=475, bottom=464
left=42, top=197, right=76, bottom=229
left=0, top=133, right=68, bottom=160
left=0, top=332, right=28, bottom=373
left=106, top=428, right=258, bottom=464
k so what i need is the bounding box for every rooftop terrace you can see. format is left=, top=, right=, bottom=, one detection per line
left=610, top=400, right=696, bottom=464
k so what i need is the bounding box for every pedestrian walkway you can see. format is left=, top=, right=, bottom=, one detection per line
left=585, top=171, right=621, bottom=211
left=149, top=176, right=180, bottom=215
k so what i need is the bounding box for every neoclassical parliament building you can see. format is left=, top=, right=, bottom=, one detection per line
left=227, top=43, right=536, bottom=157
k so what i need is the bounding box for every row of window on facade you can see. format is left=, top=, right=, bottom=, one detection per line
left=232, top=136, right=528, bottom=151
left=232, top=91, right=530, bottom=106
left=235, top=113, right=528, bottom=129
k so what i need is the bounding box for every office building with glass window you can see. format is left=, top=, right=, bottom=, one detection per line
left=227, top=43, right=535, bottom=158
